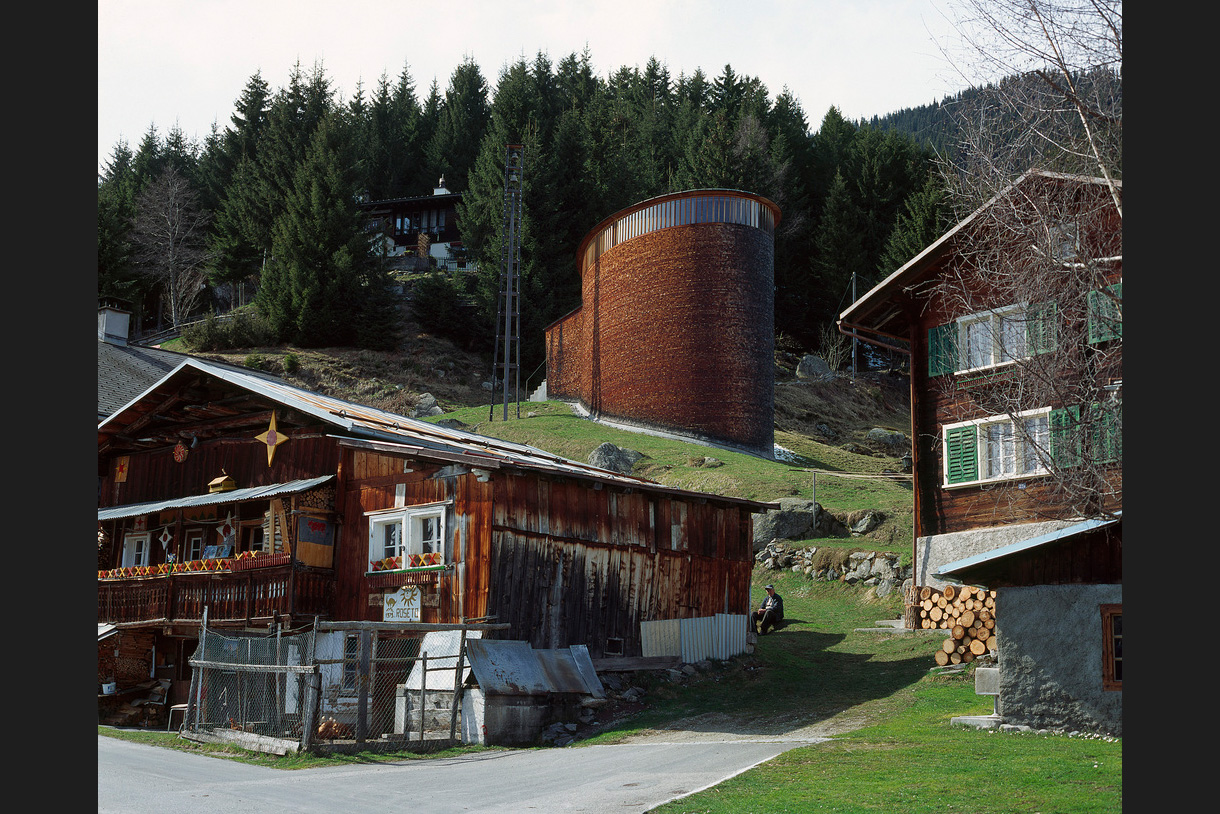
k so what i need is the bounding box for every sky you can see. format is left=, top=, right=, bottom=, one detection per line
left=98, top=0, right=973, bottom=174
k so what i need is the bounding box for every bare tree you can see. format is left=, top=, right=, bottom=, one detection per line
left=130, top=166, right=213, bottom=329
left=925, top=1, right=1122, bottom=519
left=937, top=0, right=1122, bottom=215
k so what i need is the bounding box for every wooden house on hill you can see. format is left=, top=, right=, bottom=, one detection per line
left=98, top=358, right=773, bottom=717
left=838, top=169, right=1122, bottom=734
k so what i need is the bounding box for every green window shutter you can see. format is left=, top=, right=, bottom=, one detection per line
left=1027, top=301, right=1058, bottom=355
left=1088, top=282, right=1123, bottom=343
left=944, top=425, right=978, bottom=484
left=1050, top=405, right=1082, bottom=468
left=1090, top=400, right=1122, bottom=464
left=928, top=323, right=957, bottom=377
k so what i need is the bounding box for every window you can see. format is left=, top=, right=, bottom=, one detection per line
left=122, top=532, right=151, bottom=567
left=927, top=301, right=1056, bottom=376
left=944, top=409, right=1052, bottom=486
left=1088, top=281, right=1122, bottom=343
left=185, top=529, right=204, bottom=561
left=366, top=502, right=448, bottom=571
left=1101, top=604, right=1122, bottom=690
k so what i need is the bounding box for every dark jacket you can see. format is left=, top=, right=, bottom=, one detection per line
left=760, top=592, right=783, bottom=619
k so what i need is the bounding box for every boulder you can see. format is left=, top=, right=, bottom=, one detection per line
left=865, top=427, right=907, bottom=448
left=796, top=354, right=834, bottom=381
left=412, top=393, right=444, bottom=417
left=588, top=442, right=641, bottom=475
left=752, top=498, right=819, bottom=549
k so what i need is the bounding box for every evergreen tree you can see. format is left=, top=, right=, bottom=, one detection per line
left=811, top=169, right=868, bottom=326
left=257, top=114, right=396, bottom=349
left=98, top=140, right=144, bottom=308
left=426, top=59, right=491, bottom=193
left=877, top=169, right=951, bottom=275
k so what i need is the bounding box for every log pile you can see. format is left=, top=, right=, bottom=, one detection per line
left=907, top=584, right=997, bottom=666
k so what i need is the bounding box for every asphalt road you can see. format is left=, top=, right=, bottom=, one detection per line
left=98, top=734, right=821, bottom=813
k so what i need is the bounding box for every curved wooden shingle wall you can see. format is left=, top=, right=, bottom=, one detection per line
left=546, top=190, right=779, bottom=456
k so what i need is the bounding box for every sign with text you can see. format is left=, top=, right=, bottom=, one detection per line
left=383, top=585, right=421, bottom=622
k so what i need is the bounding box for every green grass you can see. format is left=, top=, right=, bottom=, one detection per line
left=427, top=401, right=914, bottom=550
left=629, top=570, right=1123, bottom=814
left=97, top=725, right=514, bottom=769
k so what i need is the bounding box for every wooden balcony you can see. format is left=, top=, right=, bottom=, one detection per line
left=98, top=562, right=335, bottom=626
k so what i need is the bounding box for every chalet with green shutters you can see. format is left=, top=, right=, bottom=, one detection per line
left=838, top=169, right=1122, bottom=735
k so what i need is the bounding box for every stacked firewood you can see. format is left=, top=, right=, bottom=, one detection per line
left=908, top=584, right=997, bottom=666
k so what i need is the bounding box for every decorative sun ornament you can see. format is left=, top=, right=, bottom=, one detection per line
left=255, top=412, right=290, bottom=466
left=173, top=441, right=189, bottom=463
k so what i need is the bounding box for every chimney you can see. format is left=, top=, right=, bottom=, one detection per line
left=98, top=304, right=130, bottom=346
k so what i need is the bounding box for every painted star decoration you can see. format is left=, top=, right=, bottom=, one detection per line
left=255, top=412, right=290, bottom=466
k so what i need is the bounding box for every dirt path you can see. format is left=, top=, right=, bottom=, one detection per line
left=610, top=708, right=870, bottom=744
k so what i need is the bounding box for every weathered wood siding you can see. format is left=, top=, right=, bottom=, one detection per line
left=98, top=430, right=340, bottom=508
left=334, top=449, right=492, bottom=624
left=906, top=262, right=1123, bottom=539
left=486, top=472, right=754, bottom=657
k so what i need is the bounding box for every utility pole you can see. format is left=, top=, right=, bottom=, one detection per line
left=490, top=145, right=524, bottom=421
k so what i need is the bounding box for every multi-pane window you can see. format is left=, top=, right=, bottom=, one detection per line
left=945, top=410, right=1051, bottom=486
left=962, top=307, right=1026, bottom=370
left=927, top=302, right=1057, bottom=377
left=367, top=503, right=448, bottom=571
left=122, top=532, right=150, bottom=567
left=186, top=529, right=204, bottom=561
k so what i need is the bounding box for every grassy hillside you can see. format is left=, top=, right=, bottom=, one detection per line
left=175, top=335, right=916, bottom=558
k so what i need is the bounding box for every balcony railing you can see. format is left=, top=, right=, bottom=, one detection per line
left=98, top=562, right=334, bottom=626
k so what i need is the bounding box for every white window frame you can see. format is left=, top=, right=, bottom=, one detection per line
left=943, top=408, right=1052, bottom=488
left=185, top=528, right=204, bottom=562
left=122, top=532, right=151, bottom=567
left=366, top=501, right=449, bottom=571
left=955, top=304, right=1028, bottom=374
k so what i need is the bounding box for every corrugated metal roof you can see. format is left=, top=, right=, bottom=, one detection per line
left=934, top=512, right=1122, bottom=582
left=99, top=358, right=775, bottom=511
left=98, top=623, right=118, bottom=641
left=96, top=475, right=335, bottom=522
left=464, top=640, right=604, bottom=697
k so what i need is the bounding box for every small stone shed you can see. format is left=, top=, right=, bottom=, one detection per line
left=460, top=640, right=605, bottom=746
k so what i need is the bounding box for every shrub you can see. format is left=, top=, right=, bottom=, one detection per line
left=283, top=353, right=300, bottom=375
left=244, top=353, right=265, bottom=370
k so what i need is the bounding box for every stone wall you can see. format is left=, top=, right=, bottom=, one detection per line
left=754, top=540, right=912, bottom=598
left=997, top=583, right=1122, bottom=736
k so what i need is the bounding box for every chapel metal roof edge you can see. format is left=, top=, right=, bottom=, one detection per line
left=933, top=512, right=1122, bottom=583
left=97, top=475, right=335, bottom=522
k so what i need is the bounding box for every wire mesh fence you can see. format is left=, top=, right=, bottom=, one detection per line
left=182, top=620, right=482, bottom=754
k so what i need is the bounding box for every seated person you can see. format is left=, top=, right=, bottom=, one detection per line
left=752, top=584, right=784, bottom=635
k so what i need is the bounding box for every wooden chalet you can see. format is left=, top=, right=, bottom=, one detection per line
left=359, top=179, right=467, bottom=269
left=98, top=358, right=773, bottom=713
left=838, top=169, right=1122, bottom=734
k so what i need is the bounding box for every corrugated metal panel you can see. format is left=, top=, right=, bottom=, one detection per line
left=715, top=614, right=748, bottom=660
left=464, top=640, right=603, bottom=697
left=97, top=475, right=335, bottom=521
left=640, top=614, right=749, bottom=663
left=641, top=617, right=681, bottom=658
left=406, top=629, right=482, bottom=691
